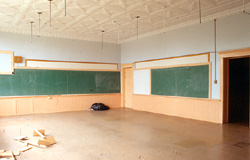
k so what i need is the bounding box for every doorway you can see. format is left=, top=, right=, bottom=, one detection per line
left=228, top=57, right=249, bottom=125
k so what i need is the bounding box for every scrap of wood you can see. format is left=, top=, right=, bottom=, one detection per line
left=18, top=140, right=44, bottom=149
left=13, top=136, right=27, bottom=141
left=44, top=136, right=56, bottom=144
left=19, top=146, right=32, bottom=152
left=10, top=151, right=15, bottom=160
left=0, top=150, right=5, bottom=153
left=37, top=139, right=51, bottom=146
left=38, top=136, right=56, bottom=146
left=33, top=129, right=45, bottom=139
left=0, top=151, right=20, bottom=157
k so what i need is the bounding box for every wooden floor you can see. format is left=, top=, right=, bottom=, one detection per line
left=0, top=108, right=249, bottom=160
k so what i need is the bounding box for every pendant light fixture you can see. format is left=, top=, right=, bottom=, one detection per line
left=135, top=16, right=140, bottom=40
left=30, top=21, right=34, bottom=43
left=48, top=0, right=53, bottom=27
left=37, top=12, right=42, bottom=37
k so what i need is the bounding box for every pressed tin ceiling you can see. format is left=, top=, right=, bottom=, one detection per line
left=0, top=0, right=249, bottom=44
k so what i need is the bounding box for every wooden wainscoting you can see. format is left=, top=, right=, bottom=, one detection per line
left=133, top=95, right=222, bottom=123
left=0, top=94, right=121, bottom=116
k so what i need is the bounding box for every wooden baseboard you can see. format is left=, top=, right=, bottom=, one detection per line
left=133, top=94, right=222, bottom=123
left=0, top=94, right=121, bottom=116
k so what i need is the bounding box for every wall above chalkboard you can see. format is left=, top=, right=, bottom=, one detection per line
left=0, top=69, right=120, bottom=97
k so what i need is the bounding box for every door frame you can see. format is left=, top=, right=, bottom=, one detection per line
left=121, top=63, right=134, bottom=108
left=219, top=48, right=250, bottom=123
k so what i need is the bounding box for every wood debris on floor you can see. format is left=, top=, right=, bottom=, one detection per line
left=0, top=129, right=56, bottom=160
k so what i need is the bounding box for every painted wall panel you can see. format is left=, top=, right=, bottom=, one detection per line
left=26, top=60, right=118, bottom=70
left=0, top=53, right=11, bottom=72
left=135, top=54, right=208, bottom=69
left=134, top=69, right=150, bottom=95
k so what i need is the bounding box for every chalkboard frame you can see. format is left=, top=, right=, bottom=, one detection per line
left=150, top=62, right=211, bottom=99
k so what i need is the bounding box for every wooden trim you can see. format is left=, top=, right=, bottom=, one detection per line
left=25, top=59, right=119, bottom=70
left=149, top=69, right=152, bottom=94
left=0, top=93, right=121, bottom=99
left=219, top=47, right=250, bottom=123
left=14, top=66, right=120, bottom=72
left=121, top=63, right=134, bottom=107
left=133, top=94, right=222, bottom=123
left=209, top=62, right=212, bottom=99
left=0, top=94, right=122, bottom=116
left=135, top=52, right=210, bottom=64
left=121, top=63, right=133, bottom=69
left=26, top=59, right=118, bottom=68
left=133, top=94, right=221, bottom=101
left=0, top=50, right=14, bottom=75
left=0, top=50, right=14, bottom=54
left=219, top=48, right=250, bottom=58
left=134, top=53, right=210, bottom=70
left=135, top=62, right=210, bottom=70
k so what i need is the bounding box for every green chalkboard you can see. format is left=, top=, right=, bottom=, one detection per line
left=0, top=69, right=120, bottom=96
left=151, top=65, right=209, bottom=98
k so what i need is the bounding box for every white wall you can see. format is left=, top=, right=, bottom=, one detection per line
left=121, top=13, right=250, bottom=63
left=0, top=32, right=121, bottom=66
left=121, top=13, right=250, bottom=99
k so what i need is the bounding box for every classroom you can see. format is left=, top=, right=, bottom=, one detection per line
left=0, top=0, right=250, bottom=160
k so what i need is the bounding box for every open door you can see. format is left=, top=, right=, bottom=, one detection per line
left=228, top=58, right=249, bottom=126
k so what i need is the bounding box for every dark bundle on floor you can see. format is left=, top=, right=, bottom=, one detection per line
left=90, top=103, right=109, bottom=111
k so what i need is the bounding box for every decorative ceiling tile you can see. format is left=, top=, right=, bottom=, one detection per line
left=0, top=0, right=249, bottom=43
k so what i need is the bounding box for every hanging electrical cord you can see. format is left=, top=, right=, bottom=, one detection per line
left=243, top=0, right=250, bottom=15
left=118, top=29, right=120, bottom=44
left=30, top=21, right=34, bottom=43
left=101, top=30, right=105, bottom=49
left=113, top=20, right=121, bottom=44
left=48, top=0, right=53, bottom=27
left=135, top=16, right=140, bottom=40
left=214, top=19, right=217, bottom=84
left=199, top=0, right=202, bottom=23
left=163, top=6, right=166, bottom=33
left=65, top=0, right=67, bottom=16
left=37, top=12, right=42, bottom=37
